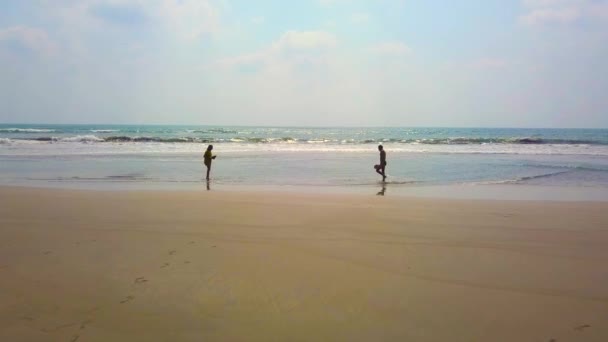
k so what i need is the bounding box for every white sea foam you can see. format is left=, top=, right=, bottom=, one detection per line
left=2, top=140, right=608, bottom=156
left=59, top=135, right=104, bottom=143
left=90, top=129, right=119, bottom=133
left=0, top=128, right=55, bottom=133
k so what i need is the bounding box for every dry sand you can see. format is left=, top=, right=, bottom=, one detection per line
left=1, top=186, right=607, bottom=341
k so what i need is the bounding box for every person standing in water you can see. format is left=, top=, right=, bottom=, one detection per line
left=374, top=145, right=387, bottom=182
left=204, top=144, right=216, bottom=181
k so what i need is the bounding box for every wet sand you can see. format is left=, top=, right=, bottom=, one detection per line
left=1, top=186, right=607, bottom=341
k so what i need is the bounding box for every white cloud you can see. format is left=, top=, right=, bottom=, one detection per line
left=0, top=26, right=57, bottom=56
left=217, top=51, right=267, bottom=70
left=520, top=0, right=608, bottom=26
left=521, top=7, right=581, bottom=25
left=160, top=0, right=220, bottom=40
left=370, top=41, right=410, bottom=56
left=217, top=30, right=338, bottom=71
left=275, top=30, right=337, bottom=51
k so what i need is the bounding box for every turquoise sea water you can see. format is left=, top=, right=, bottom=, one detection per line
left=1, top=124, right=607, bottom=195
left=2, top=125, right=608, bottom=145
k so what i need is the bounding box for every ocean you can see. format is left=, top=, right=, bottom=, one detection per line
left=1, top=124, right=608, bottom=197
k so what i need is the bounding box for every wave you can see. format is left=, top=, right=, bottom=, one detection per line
left=407, top=137, right=603, bottom=145
left=60, top=135, right=105, bottom=142
left=90, top=129, right=119, bottom=133
left=340, top=137, right=605, bottom=145
left=6, top=135, right=608, bottom=146
left=476, top=171, right=571, bottom=185
left=0, top=138, right=11, bottom=144
left=104, top=136, right=203, bottom=143
left=188, top=128, right=239, bottom=134
left=31, top=135, right=105, bottom=142
left=521, top=163, right=608, bottom=173
left=103, top=136, right=293, bottom=143
left=0, top=128, right=55, bottom=133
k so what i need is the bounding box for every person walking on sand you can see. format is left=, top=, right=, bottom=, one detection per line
left=374, top=145, right=387, bottom=182
left=204, top=144, right=216, bottom=181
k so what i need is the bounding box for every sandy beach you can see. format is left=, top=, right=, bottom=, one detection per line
left=1, top=186, right=607, bottom=341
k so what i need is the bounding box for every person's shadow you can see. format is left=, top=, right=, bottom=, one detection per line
left=376, top=184, right=386, bottom=196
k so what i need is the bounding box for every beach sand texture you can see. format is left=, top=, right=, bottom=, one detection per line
left=1, top=186, right=607, bottom=341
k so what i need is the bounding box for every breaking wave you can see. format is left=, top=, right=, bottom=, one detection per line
left=90, top=129, right=119, bottom=133
left=397, top=137, right=604, bottom=145
left=186, top=128, right=239, bottom=134
left=0, top=128, right=55, bottom=133
left=9, top=135, right=607, bottom=145
left=32, top=135, right=105, bottom=142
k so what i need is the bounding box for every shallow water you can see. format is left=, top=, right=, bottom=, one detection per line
left=1, top=125, right=607, bottom=195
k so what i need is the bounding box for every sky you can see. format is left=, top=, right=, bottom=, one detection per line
left=0, top=0, right=607, bottom=127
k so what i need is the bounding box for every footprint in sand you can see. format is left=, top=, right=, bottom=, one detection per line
left=134, top=277, right=148, bottom=284
left=188, top=241, right=195, bottom=245
left=574, top=324, right=591, bottom=331
left=43, top=251, right=52, bottom=255
left=79, top=319, right=92, bottom=331
left=161, top=263, right=170, bottom=268
left=169, top=250, right=177, bottom=256
left=120, top=295, right=134, bottom=304
left=184, top=261, right=191, bottom=264
left=67, top=322, right=88, bottom=341
left=40, top=320, right=86, bottom=333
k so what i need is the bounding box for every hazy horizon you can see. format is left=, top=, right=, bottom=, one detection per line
left=1, top=1, right=607, bottom=128
left=1, top=122, right=607, bottom=130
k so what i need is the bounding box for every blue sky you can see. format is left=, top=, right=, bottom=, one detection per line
left=0, top=0, right=607, bottom=127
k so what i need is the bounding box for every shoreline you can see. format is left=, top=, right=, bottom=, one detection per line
left=2, top=182, right=608, bottom=202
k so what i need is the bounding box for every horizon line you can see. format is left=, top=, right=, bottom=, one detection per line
left=1, top=123, right=607, bottom=130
